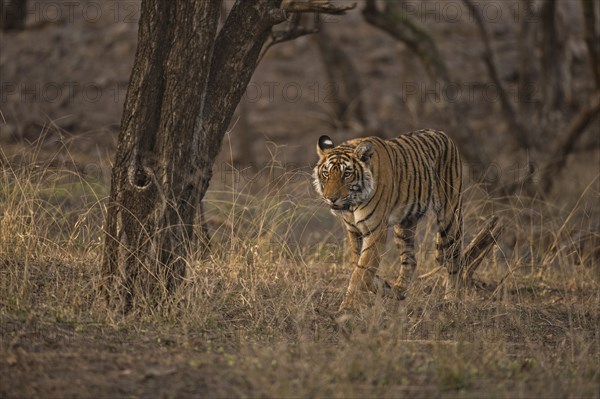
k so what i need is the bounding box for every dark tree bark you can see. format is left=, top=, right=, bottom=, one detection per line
left=1, top=0, right=27, bottom=31
left=582, top=0, right=600, bottom=90
left=103, top=1, right=218, bottom=311
left=540, top=0, right=567, bottom=111
left=102, top=0, right=353, bottom=311
left=517, top=0, right=539, bottom=115
left=102, top=0, right=289, bottom=311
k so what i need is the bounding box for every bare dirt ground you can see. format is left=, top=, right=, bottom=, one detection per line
left=1, top=249, right=598, bottom=398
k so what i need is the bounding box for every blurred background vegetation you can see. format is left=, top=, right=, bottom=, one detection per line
left=1, top=0, right=598, bottom=190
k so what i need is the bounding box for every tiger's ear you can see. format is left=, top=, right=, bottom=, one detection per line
left=317, top=135, right=335, bottom=156
left=355, top=141, right=374, bottom=163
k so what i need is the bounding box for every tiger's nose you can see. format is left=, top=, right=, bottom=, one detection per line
left=326, top=196, right=339, bottom=205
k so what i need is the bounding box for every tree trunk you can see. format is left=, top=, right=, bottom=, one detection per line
left=540, top=0, right=566, bottom=111
left=517, top=0, right=539, bottom=115
left=1, top=0, right=27, bottom=31
left=102, top=0, right=286, bottom=311
left=102, top=0, right=354, bottom=312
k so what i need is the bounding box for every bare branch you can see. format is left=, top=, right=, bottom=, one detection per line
left=261, top=1, right=355, bottom=64
left=362, top=0, right=485, bottom=167
left=362, top=0, right=449, bottom=83
left=517, top=0, right=539, bottom=114
left=282, top=1, right=357, bottom=14
left=539, top=92, right=600, bottom=193
left=462, top=0, right=531, bottom=150
left=258, top=12, right=319, bottom=64
left=540, top=0, right=567, bottom=111
left=582, top=0, right=600, bottom=89
left=277, top=11, right=317, bottom=41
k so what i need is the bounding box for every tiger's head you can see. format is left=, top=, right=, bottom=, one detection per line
left=313, top=135, right=376, bottom=211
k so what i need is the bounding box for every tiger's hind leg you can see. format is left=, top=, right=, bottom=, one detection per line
left=435, top=205, right=464, bottom=300
left=392, top=219, right=418, bottom=300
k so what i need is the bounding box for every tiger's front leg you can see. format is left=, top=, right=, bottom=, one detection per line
left=339, top=228, right=387, bottom=311
left=346, top=229, right=362, bottom=265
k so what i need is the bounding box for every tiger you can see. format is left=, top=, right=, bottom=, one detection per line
left=313, top=129, right=464, bottom=311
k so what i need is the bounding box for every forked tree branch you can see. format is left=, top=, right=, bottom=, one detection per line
left=258, top=12, right=319, bottom=63
left=539, top=92, right=600, bottom=193
left=497, top=93, right=600, bottom=197
left=261, top=1, right=356, bottom=62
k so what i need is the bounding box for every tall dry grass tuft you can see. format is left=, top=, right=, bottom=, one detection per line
left=0, top=140, right=106, bottom=319
left=157, top=161, right=345, bottom=333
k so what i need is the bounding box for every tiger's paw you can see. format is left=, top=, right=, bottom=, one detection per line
left=338, top=298, right=357, bottom=313
left=391, top=284, right=408, bottom=301
left=337, top=294, right=367, bottom=313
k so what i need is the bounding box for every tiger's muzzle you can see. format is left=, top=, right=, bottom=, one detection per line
left=326, top=195, right=351, bottom=211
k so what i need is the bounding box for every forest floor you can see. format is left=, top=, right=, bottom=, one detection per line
left=1, top=227, right=599, bottom=398
left=1, top=162, right=598, bottom=398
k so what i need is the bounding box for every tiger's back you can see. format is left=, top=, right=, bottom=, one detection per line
left=314, top=129, right=464, bottom=310
left=345, top=129, right=461, bottom=232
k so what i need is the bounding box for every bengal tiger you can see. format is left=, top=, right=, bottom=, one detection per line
left=313, top=129, right=464, bottom=311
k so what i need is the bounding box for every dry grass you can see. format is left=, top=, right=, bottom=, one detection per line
left=1, top=144, right=599, bottom=398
